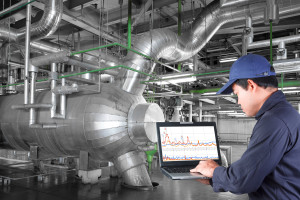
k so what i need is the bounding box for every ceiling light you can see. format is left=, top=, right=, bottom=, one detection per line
left=217, top=110, right=236, bottom=114
left=219, top=57, right=238, bottom=63
left=155, top=76, right=196, bottom=85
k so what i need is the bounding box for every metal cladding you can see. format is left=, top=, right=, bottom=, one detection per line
left=0, top=84, right=164, bottom=161
left=0, top=0, right=63, bottom=43
left=117, top=0, right=300, bottom=96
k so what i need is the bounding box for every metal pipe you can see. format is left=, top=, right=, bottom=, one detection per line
left=178, top=0, right=182, bottom=36
left=60, top=78, right=66, bottom=118
left=115, top=0, right=300, bottom=95
left=0, top=0, right=63, bottom=43
left=221, top=0, right=260, bottom=7
left=29, top=72, right=37, bottom=125
left=199, top=101, right=203, bottom=122
left=12, top=104, right=52, bottom=109
left=0, top=0, right=36, bottom=18
left=24, top=0, right=32, bottom=105
left=50, top=63, right=57, bottom=119
left=248, top=34, right=300, bottom=49
left=31, top=51, right=71, bottom=66
left=128, top=0, right=132, bottom=49
left=66, top=58, right=119, bottom=76
left=71, top=42, right=180, bottom=72
left=189, top=104, right=192, bottom=122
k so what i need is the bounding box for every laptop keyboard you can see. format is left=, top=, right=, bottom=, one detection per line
left=165, top=167, right=192, bottom=173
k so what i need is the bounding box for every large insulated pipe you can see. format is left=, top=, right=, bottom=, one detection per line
left=0, top=0, right=63, bottom=43
left=118, top=0, right=300, bottom=96
left=24, top=0, right=32, bottom=105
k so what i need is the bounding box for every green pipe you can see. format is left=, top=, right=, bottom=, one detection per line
left=270, top=21, right=273, bottom=65
left=128, top=0, right=132, bottom=49
left=145, top=144, right=157, bottom=172
left=178, top=63, right=182, bottom=71
left=0, top=0, right=36, bottom=18
left=178, top=0, right=182, bottom=36
left=190, top=88, right=221, bottom=94
left=0, top=65, right=154, bottom=88
left=281, top=73, right=284, bottom=91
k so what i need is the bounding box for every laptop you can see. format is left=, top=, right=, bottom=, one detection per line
left=156, top=122, right=222, bottom=180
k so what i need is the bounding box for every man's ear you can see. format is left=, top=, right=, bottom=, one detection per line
left=247, top=79, right=258, bottom=92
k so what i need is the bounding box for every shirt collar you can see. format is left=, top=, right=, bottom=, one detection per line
left=255, top=90, right=285, bottom=120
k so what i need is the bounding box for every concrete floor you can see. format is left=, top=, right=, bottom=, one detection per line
left=0, top=143, right=249, bottom=200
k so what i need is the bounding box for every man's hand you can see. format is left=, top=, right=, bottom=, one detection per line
left=190, top=159, right=219, bottom=178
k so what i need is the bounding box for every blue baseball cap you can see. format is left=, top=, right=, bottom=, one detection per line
left=217, top=54, right=276, bottom=94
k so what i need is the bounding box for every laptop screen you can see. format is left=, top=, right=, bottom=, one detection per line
left=156, top=122, right=221, bottom=166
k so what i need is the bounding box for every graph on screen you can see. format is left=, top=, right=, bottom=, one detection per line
left=159, top=126, right=219, bottom=161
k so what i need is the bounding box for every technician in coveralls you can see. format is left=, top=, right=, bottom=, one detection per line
left=191, top=54, right=300, bottom=199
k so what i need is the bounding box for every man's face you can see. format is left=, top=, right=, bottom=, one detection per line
left=232, top=83, right=260, bottom=117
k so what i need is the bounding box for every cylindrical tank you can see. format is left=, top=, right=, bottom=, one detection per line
left=0, top=83, right=164, bottom=161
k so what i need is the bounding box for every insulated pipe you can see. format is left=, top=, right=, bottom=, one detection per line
left=117, top=0, right=300, bottom=95
left=24, top=0, right=32, bottom=105
left=220, top=0, right=259, bottom=7
left=60, top=78, right=66, bottom=118
left=0, top=0, right=63, bottom=43
left=66, top=58, right=119, bottom=76
left=29, top=72, right=37, bottom=125
left=0, top=0, right=33, bottom=18
left=31, top=51, right=71, bottom=66
left=50, top=63, right=57, bottom=119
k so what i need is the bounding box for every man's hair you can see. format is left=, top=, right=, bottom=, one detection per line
left=235, top=76, right=278, bottom=90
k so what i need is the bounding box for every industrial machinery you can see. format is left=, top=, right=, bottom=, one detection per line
left=1, top=0, right=300, bottom=190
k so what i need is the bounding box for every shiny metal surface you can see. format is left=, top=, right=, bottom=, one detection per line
left=264, top=0, right=279, bottom=24
left=29, top=71, right=37, bottom=125
left=0, top=0, right=28, bottom=17
left=31, top=51, right=70, bottom=67
left=221, top=0, right=261, bottom=7
left=0, top=0, right=63, bottom=43
left=128, top=103, right=164, bottom=145
left=113, top=151, right=152, bottom=187
left=248, top=34, right=300, bottom=49
left=117, top=0, right=300, bottom=96
left=0, top=83, right=164, bottom=186
left=24, top=0, right=31, bottom=105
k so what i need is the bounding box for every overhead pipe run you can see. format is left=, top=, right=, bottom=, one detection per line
left=0, top=0, right=63, bottom=43
left=116, top=0, right=300, bottom=96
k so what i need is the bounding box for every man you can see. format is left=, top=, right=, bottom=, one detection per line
left=190, top=54, right=300, bottom=199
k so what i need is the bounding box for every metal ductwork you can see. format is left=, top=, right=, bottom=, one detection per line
left=0, top=0, right=63, bottom=43
left=117, top=0, right=300, bottom=96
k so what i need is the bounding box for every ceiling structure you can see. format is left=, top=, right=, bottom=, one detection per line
left=1, top=0, right=300, bottom=120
